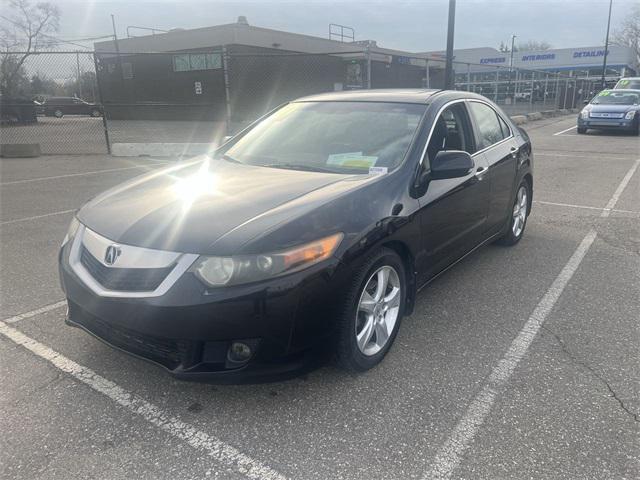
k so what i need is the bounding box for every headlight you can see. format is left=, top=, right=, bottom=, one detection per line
left=580, top=109, right=590, bottom=119
left=625, top=110, right=636, bottom=120
left=62, top=217, right=80, bottom=246
left=191, top=232, right=343, bottom=287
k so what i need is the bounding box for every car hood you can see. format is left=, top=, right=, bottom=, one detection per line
left=589, top=104, right=638, bottom=113
left=77, top=157, right=371, bottom=255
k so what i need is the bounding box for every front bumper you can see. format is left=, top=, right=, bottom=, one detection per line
left=578, top=116, right=637, bottom=131
left=59, top=239, right=346, bottom=383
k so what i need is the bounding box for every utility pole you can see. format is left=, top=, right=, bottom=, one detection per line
left=601, top=0, right=613, bottom=89
left=111, top=14, right=124, bottom=90
left=444, top=0, right=456, bottom=89
left=508, top=34, right=517, bottom=103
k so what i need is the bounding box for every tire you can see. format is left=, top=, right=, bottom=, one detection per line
left=577, top=126, right=587, bottom=134
left=91, top=109, right=101, bottom=117
left=336, top=248, right=406, bottom=372
left=54, top=109, right=63, bottom=118
left=496, top=180, right=530, bottom=246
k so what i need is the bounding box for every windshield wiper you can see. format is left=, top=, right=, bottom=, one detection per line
left=261, top=163, right=339, bottom=174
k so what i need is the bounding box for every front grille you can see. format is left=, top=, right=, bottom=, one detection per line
left=590, top=112, right=624, bottom=119
left=80, top=246, right=173, bottom=292
left=68, top=302, right=190, bottom=369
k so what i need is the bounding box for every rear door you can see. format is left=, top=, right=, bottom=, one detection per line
left=467, top=101, right=519, bottom=235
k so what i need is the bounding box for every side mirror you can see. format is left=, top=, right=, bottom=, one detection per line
left=430, top=150, right=475, bottom=180
left=223, top=135, right=233, bottom=143
left=583, top=100, right=589, bottom=105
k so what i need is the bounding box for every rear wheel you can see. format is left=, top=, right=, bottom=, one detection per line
left=577, top=126, right=587, bottom=134
left=496, top=180, right=530, bottom=246
left=336, top=248, right=406, bottom=372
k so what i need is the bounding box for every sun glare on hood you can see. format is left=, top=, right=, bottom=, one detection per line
left=170, top=159, right=219, bottom=205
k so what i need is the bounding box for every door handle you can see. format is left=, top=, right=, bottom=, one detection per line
left=510, top=146, right=518, bottom=158
left=475, top=166, right=488, bottom=178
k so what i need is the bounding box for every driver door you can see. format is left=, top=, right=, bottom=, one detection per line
left=415, top=101, right=491, bottom=283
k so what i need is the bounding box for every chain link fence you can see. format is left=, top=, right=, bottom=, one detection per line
left=1, top=49, right=605, bottom=155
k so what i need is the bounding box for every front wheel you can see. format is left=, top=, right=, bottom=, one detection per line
left=496, top=180, right=530, bottom=246
left=54, top=109, right=63, bottom=118
left=91, top=109, right=101, bottom=117
left=577, top=126, right=587, bottom=134
left=336, top=248, right=406, bottom=372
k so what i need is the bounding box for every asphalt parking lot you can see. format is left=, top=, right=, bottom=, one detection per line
left=1, top=114, right=638, bottom=480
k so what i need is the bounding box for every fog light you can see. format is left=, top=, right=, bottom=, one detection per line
left=228, top=342, right=252, bottom=362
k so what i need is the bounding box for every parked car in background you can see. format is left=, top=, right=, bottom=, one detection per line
left=59, top=89, right=533, bottom=382
left=0, top=95, right=38, bottom=124
left=614, top=77, right=640, bottom=90
left=578, top=89, right=640, bottom=135
left=42, top=97, right=102, bottom=118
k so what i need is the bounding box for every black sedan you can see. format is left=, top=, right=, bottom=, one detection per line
left=59, top=89, right=533, bottom=382
left=43, top=96, right=103, bottom=118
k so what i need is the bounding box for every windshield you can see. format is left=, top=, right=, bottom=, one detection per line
left=615, top=79, right=640, bottom=90
left=222, top=101, right=426, bottom=174
left=591, top=91, right=640, bottom=105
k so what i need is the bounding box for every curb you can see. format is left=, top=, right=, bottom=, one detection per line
left=509, top=108, right=577, bottom=126
left=0, top=143, right=41, bottom=158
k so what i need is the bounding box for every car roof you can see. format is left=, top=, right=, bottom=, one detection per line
left=295, top=89, right=443, bottom=104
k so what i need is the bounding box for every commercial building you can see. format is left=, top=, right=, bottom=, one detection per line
left=94, top=18, right=443, bottom=123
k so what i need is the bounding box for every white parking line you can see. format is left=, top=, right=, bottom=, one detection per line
left=0, top=320, right=288, bottom=480
left=601, top=159, right=640, bottom=218
left=424, top=158, right=639, bottom=480
left=0, top=209, right=76, bottom=226
left=0, top=164, right=158, bottom=186
left=2, top=301, right=67, bottom=324
left=552, top=125, right=577, bottom=136
left=533, top=200, right=639, bottom=215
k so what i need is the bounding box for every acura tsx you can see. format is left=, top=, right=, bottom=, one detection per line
left=59, top=89, right=533, bottom=382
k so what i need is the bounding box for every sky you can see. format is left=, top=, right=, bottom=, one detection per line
left=45, top=0, right=637, bottom=53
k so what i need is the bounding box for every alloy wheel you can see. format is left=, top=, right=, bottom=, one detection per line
left=512, top=185, right=528, bottom=237
left=355, top=265, right=401, bottom=356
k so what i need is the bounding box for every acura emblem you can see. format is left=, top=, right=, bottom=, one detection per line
left=104, top=244, right=122, bottom=266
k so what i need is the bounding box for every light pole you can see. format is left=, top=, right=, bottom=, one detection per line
left=601, top=0, right=613, bottom=89
left=444, top=0, right=456, bottom=89
left=507, top=34, right=516, bottom=102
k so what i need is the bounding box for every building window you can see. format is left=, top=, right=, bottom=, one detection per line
left=172, top=53, right=222, bottom=72
left=121, top=62, right=133, bottom=79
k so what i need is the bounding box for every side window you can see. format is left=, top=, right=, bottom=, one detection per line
left=425, top=103, right=475, bottom=164
left=468, top=102, right=505, bottom=149
left=497, top=114, right=511, bottom=139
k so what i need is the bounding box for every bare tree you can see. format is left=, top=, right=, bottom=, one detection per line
left=497, top=40, right=551, bottom=53
left=0, top=0, right=60, bottom=95
left=612, top=4, right=640, bottom=73
left=517, top=40, right=552, bottom=52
